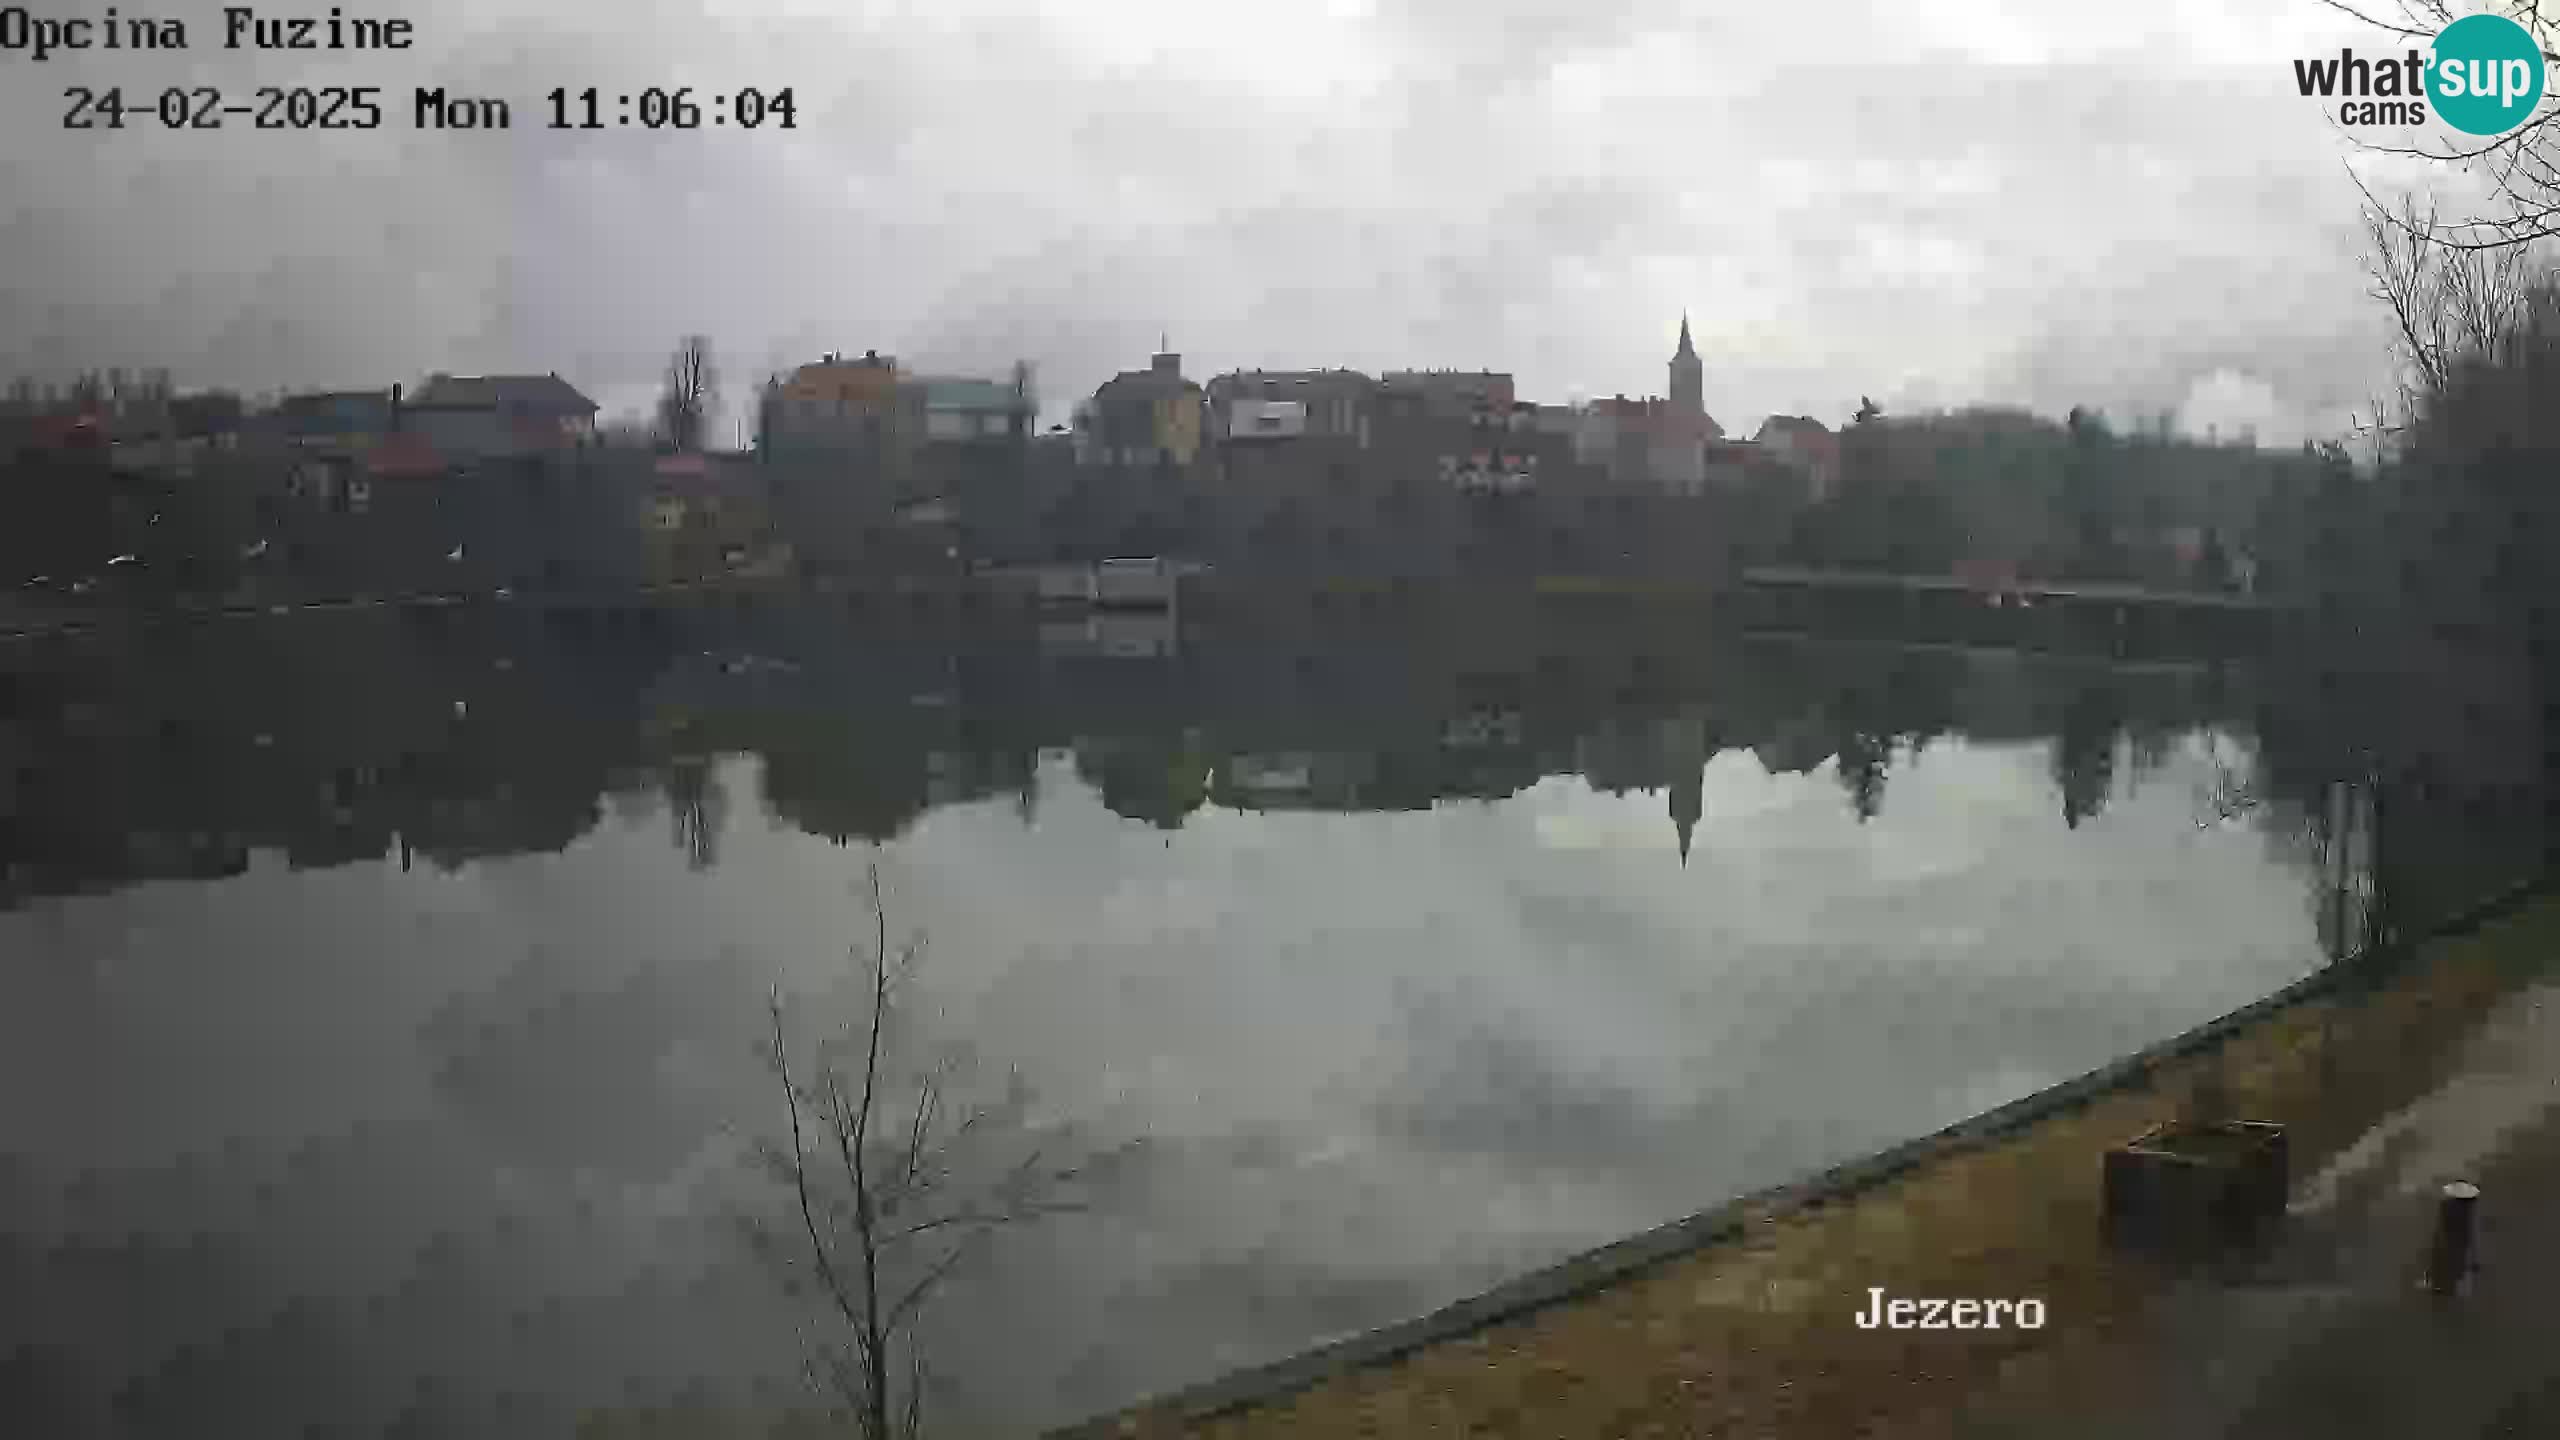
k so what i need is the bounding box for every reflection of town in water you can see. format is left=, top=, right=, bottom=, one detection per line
left=3, top=599, right=2292, bottom=905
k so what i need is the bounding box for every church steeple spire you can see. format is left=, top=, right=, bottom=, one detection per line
left=1667, top=713, right=1705, bottom=866
left=1669, top=310, right=1703, bottom=419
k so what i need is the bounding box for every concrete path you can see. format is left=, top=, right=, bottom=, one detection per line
left=1957, top=980, right=2560, bottom=1439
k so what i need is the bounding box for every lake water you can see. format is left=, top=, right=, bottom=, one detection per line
left=0, top=600, right=2336, bottom=1436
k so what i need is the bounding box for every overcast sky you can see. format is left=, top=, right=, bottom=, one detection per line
left=0, top=0, right=2488, bottom=443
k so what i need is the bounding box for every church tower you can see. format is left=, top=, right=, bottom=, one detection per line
left=1669, top=312, right=1703, bottom=420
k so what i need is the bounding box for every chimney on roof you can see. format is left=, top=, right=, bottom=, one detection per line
left=390, top=382, right=403, bottom=431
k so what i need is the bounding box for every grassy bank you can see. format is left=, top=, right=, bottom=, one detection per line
left=1067, top=890, right=2560, bottom=1440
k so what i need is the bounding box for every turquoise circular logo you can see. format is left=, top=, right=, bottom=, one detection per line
left=2430, top=14, right=2546, bottom=136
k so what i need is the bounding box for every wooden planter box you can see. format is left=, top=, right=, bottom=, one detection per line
left=2102, top=1120, right=2288, bottom=1249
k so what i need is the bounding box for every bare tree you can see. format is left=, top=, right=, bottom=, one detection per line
left=2364, top=191, right=2537, bottom=412
left=754, top=864, right=1091, bottom=1439
left=660, top=334, right=718, bottom=453
left=2325, top=0, right=2560, bottom=249
left=2361, top=183, right=2560, bottom=487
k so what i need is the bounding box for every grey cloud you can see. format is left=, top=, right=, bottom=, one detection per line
left=422, top=947, right=746, bottom=1181
left=4, top=3, right=2410, bottom=444
left=1367, top=980, right=1665, bottom=1177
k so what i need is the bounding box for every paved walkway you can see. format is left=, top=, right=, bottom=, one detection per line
left=1953, top=980, right=2560, bottom=1439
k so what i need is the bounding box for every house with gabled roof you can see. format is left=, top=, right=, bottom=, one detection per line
left=405, top=372, right=598, bottom=459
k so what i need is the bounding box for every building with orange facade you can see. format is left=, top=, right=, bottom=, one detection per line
left=766, top=350, right=904, bottom=453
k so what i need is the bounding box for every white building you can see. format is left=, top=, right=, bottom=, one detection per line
left=1204, top=369, right=1376, bottom=444
left=1225, top=398, right=1308, bottom=440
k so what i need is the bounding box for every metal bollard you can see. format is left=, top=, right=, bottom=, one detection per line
left=2428, top=1180, right=2480, bottom=1296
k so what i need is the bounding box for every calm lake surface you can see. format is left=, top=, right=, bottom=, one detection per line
left=0, top=599, right=2335, bottom=1436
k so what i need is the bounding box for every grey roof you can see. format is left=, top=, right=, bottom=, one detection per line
left=1212, top=368, right=1377, bottom=385
left=279, top=388, right=395, bottom=409
left=1098, top=367, right=1200, bottom=396
left=276, top=390, right=395, bottom=430
left=408, top=373, right=598, bottom=413
left=1208, top=370, right=1378, bottom=405
left=1757, top=414, right=1833, bottom=436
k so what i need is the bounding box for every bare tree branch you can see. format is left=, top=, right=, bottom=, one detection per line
left=902, top=1347, right=926, bottom=1440
left=2323, top=0, right=2560, bottom=248
left=2359, top=182, right=2546, bottom=452
left=769, top=989, right=870, bottom=1354
left=884, top=1242, right=974, bottom=1337
left=887, top=1198, right=1090, bottom=1244
left=658, top=334, right=718, bottom=453
left=903, top=1069, right=939, bottom=1193
left=755, top=858, right=1099, bottom=1439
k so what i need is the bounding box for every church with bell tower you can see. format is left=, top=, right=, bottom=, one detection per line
left=1643, top=312, right=1721, bottom=489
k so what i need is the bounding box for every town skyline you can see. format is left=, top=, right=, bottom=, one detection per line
left=1, top=0, right=2489, bottom=454
left=0, top=311, right=2292, bottom=459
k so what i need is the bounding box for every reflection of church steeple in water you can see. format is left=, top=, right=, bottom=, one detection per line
left=1664, top=708, right=1708, bottom=865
